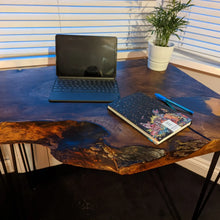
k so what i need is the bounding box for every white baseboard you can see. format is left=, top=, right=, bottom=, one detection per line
left=177, top=156, right=220, bottom=184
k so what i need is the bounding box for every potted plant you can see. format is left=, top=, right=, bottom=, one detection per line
left=146, top=0, right=193, bottom=71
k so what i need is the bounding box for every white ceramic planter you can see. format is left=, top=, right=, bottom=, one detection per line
left=147, top=41, right=174, bottom=71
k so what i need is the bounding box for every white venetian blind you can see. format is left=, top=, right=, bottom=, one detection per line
left=0, top=0, right=156, bottom=70
left=169, top=0, right=220, bottom=74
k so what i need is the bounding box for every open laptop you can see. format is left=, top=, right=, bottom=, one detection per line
left=48, top=34, right=120, bottom=102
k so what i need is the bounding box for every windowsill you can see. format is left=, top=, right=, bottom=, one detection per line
left=171, top=50, right=220, bottom=77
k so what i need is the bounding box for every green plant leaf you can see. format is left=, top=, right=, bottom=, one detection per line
left=146, top=0, right=193, bottom=47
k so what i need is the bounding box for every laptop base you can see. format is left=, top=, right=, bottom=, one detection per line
left=49, top=92, right=120, bottom=103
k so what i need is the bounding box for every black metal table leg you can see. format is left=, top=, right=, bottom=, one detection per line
left=0, top=146, right=8, bottom=176
left=192, top=151, right=220, bottom=220
left=0, top=144, right=27, bottom=220
left=0, top=146, right=8, bottom=192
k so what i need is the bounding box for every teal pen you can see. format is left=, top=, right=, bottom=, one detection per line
left=155, top=93, right=194, bottom=115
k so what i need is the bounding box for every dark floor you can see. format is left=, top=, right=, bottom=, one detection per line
left=1, top=164, right=220, bottom=220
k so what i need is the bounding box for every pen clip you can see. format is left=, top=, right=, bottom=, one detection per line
left=167, top=100, right=193, bottom=115
left=155, top=93, right=194, bottom=115
left=165, top=101, right=176, bottom=111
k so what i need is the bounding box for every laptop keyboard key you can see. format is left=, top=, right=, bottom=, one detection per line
left=53, top=79, right=118, bottom=93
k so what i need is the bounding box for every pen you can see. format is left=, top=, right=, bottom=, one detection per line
left=155, top=93, right=194, bottom=115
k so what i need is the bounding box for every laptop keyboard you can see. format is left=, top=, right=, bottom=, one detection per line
left=53, top=79, right=119, bottom=93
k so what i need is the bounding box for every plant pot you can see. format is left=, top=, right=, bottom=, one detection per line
left=147, top=41, right=174, bottom=71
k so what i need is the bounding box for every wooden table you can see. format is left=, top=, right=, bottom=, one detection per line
left=0, top=59, right=219, bottom=218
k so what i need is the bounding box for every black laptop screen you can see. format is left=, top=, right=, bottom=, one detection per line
left=56, top=35, right=117, bottom=78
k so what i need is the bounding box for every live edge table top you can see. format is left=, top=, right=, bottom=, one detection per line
left=0, top=59, right=220, bottom=175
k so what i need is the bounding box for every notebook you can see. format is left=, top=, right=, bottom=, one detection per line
left=108, top=92, right=192, bottom=145
left=48, top=34, right=120, bottom=102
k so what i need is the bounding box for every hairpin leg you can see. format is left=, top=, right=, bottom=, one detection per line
left=0, top=146, right=8, bottom=176
left=0, top=144, right=26, bottom=220
left=10, top=144, right=18, bottom=172
left=192, top=151, right=220, bottom=219
left=18, top=143, right=37, bottom=189
left=30, top=143, right=36, bottom=171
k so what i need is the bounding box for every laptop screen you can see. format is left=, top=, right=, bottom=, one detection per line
left=56, top=35, right=117, bottom=78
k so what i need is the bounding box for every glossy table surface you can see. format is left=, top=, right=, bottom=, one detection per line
left=0, top=59, right=220, bottom=174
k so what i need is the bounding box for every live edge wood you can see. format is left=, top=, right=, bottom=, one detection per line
left=0, top=59, right=220, bottom=175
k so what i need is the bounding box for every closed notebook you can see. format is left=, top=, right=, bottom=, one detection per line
left=108, top=92, right=192, bottom=145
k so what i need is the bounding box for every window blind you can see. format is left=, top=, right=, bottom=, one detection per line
left=178, top=0, right=220, bottom=58
left=0, top=0, right=155, bottom=69
left=169, top=0, right=220, bottom=74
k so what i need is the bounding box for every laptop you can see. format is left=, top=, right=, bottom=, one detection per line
left=48, top=34, right=120, bottom=102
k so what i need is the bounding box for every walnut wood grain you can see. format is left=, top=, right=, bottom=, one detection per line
left=0, top=59, right=219, bottom=174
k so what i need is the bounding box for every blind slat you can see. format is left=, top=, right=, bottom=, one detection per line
left=0, top=13, right=150, bottom=21
left=185, top=33, right=219, bottom=45
left=184, top=26, right=220, bottom=38
left=180, top=39, right=220, bottom=53
left=60, top=26, right=149, bottom=34
left=191, top=6, right=220, bottom=17
left=0, top=13, right=59, bottom=20
left=0, top=28, right=61, bottom=35
left=1, top=0, right=154, bottom=7
left=59, top=20, right=148, bottom=27
left=0, top=41, right=54, bottom=49
left=59, top=7, right=152, bottom=14
left=0, top=0, right=57, bottom=4
left=0, top=48, right=53, bottom=58
left=0, top=6, right=152, bottom=15
left=0, top=21, right=60, bottom=28
left=0, top=6, right=59, bottom=13
left=192, top=0, right=220, bottom=9
left=170, top=32, right=219, bottom=45
left=59, top=13, right=149, bottom=20
left=187, top=13, right=220, bottom=24
left=0, top=32, right=148, bottom=42
left=59, top=0, right=155, bottom=7
left=187, top=20, right=220, bottom=32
